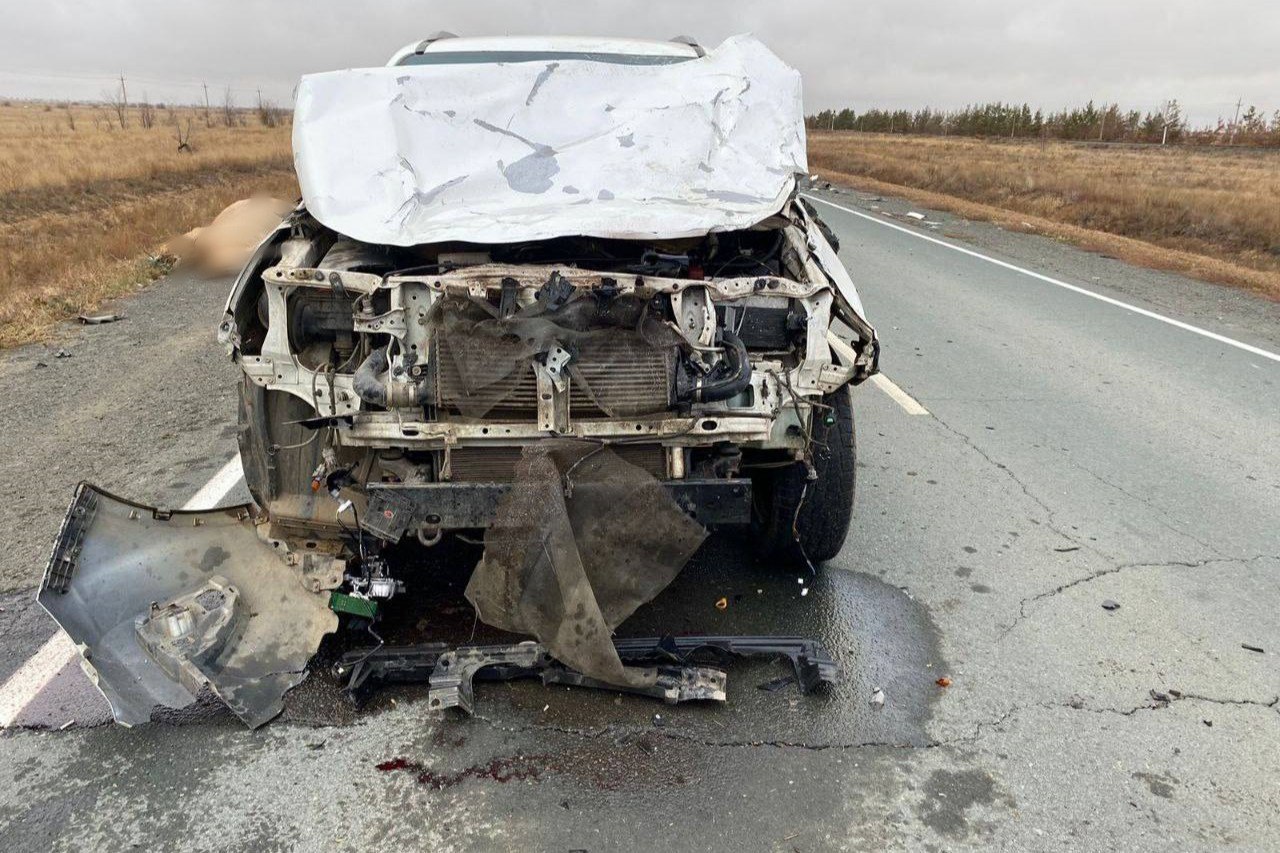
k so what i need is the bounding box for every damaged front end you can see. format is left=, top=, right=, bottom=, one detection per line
left=38, top=485, right=337, bottom=727
left=38, top=35, right=874, bottom=725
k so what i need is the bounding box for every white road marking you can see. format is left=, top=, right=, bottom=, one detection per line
left=0, top=631, right=78, bottom=727
left=870, top=374, right=930, bottom=415
left=182, top=454, right=245, bottom=511
left=804, top=195, right=1280, bottom=366
left=0, top=453, right=245, bottom=728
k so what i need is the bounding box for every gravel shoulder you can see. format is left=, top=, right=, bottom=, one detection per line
left=0, top=269, right=242, bottom=594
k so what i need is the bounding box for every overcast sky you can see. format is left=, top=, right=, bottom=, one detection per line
left=2, top=1, right=1275, bottom=126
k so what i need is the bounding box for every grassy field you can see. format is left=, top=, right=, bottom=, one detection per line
left=808, top=132, right=1280, bottom=298
left=3, top=108, right=1277, bottom=348
left=0, top=101, right=296, bottom=346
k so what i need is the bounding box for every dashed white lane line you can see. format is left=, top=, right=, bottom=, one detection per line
left=870, top=374, right=930, bottom=415
left=804, top=195, right=1280, bottom=366
left=0, top=453, right=245, bottom=728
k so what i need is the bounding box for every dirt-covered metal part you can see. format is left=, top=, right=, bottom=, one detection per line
left=334, top=635, right=839, bottom=708
left=38, top=484, right=337, bottom=728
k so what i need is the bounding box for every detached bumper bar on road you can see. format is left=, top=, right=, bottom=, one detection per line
left=361, top=478, right=752, bottom=541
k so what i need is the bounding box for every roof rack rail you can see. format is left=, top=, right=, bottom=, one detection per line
left=414, top=31, right=458, bottom=54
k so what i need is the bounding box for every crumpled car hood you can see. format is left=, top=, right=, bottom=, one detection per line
left=292, top=34, right=807, bottom=246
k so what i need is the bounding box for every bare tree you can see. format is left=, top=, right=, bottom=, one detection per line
left=255, top=88, right=282, bottom=127
left=103, top=81, right=128, bottom=129
left=138, top=93, right=156, bottom=129
left=222, top=85, right=237, bottom=127
left=175, top=118, right=193, bottom=153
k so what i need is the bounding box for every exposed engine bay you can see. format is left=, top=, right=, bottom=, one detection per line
left=221, top=195, right=875, bottom=542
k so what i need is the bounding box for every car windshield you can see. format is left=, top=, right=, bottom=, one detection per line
left=396, top=50, right=694, bottom=66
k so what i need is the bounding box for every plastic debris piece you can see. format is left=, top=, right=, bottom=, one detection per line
left=935, top=676, right=952, bottom=688
left=1242, top=643, right=1264, bottom=653
left=905, top=211, right=926, bottom=220
left=715, top=597, right=729, bottom=610
left=758, top=674, right=796, bottom=693
left=870, top=687, right=885, bottom=708
left=1101, top=599, right=1120, bottom=611
left=77, top=312, right=124, bottom=325
left=800, top=587, right=809, bottom=597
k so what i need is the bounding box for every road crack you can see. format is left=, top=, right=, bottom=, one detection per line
left=924, top=410, right=1091, bottom=553
left=1002, top=553, right=1275, bottom=635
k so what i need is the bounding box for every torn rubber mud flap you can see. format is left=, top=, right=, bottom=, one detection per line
left=38, top=484, right=337, bottom=728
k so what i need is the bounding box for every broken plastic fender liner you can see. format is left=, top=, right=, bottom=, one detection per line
left=293, top=34, right=807, bottom=245
left=38, top=484, right=337, bottom=728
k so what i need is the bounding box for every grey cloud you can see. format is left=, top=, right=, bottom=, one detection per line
left=0, top=1, right=1274, bottom=126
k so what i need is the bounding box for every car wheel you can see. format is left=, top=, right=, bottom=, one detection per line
left=754, top=384, right=856, bottom=565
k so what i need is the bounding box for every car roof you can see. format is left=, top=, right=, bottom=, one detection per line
left=385, top=35, right=702, bottom=67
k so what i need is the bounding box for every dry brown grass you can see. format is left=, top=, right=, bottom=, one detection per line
left=0, top=101, right=296, bottom=347
left=808, top=132, right=1280, bottom=298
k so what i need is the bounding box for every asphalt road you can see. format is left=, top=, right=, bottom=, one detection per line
left=1, top=185, right=1277, bottom=851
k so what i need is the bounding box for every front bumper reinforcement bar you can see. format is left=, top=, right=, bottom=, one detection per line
left=334, top=634, right=839, bottom=711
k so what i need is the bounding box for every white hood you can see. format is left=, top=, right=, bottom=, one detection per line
left=292, top=35, right=807, bottom=246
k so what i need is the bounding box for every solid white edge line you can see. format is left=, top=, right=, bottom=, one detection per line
left=869, top=374, right=930, bottom=415
left=182, top=453, right=246, bottom=511
left=0, top=631, right=78, bottom=727
left=804, top=194, right=1280, bottom=365
left=0, top=453, right=245, bottom=728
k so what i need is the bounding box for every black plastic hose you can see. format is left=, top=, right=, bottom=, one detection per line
left=690, top=329, right=752, bottom=403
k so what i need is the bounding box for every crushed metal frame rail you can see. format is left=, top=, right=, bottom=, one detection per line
left=334, top=635, right=839, bottom=711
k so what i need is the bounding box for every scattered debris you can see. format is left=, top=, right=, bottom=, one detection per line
left=715, top=596, right=729, bottom=610
left=54, top=349, right=72, bottom=359
left=1150, top=689, right=1170, bottom=703
left=77, top=312, right=124, bottom=325
left=652, top=713, right=665, bottom=727
left=1241, top=643, right=1264, bottom=654
left=1203, top=720, right=1213, bottom=727
left=1101, top=599, right=1121, bottom=611
left=757, top=674, right=796, bottom=692
left=935, top=676, right=953, bottom=688
left=870, top=687, right=885, bottom=708
left=1054, top=546, right=1082, bottom=553
left=905, top=211, right=926, bottom=221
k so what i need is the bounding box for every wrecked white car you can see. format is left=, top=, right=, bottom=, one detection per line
left=40, top=34, right=876, bottom=727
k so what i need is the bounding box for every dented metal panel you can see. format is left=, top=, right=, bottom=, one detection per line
left=37, top=485, right=337, bottom=728
left=292, top=34, right=806, bottom=246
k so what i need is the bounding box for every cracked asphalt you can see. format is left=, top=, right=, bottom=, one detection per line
left=1, top=184, right=1278, bottom=851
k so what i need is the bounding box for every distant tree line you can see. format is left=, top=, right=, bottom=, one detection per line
left=806, top=100, right=1280, bottom=146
